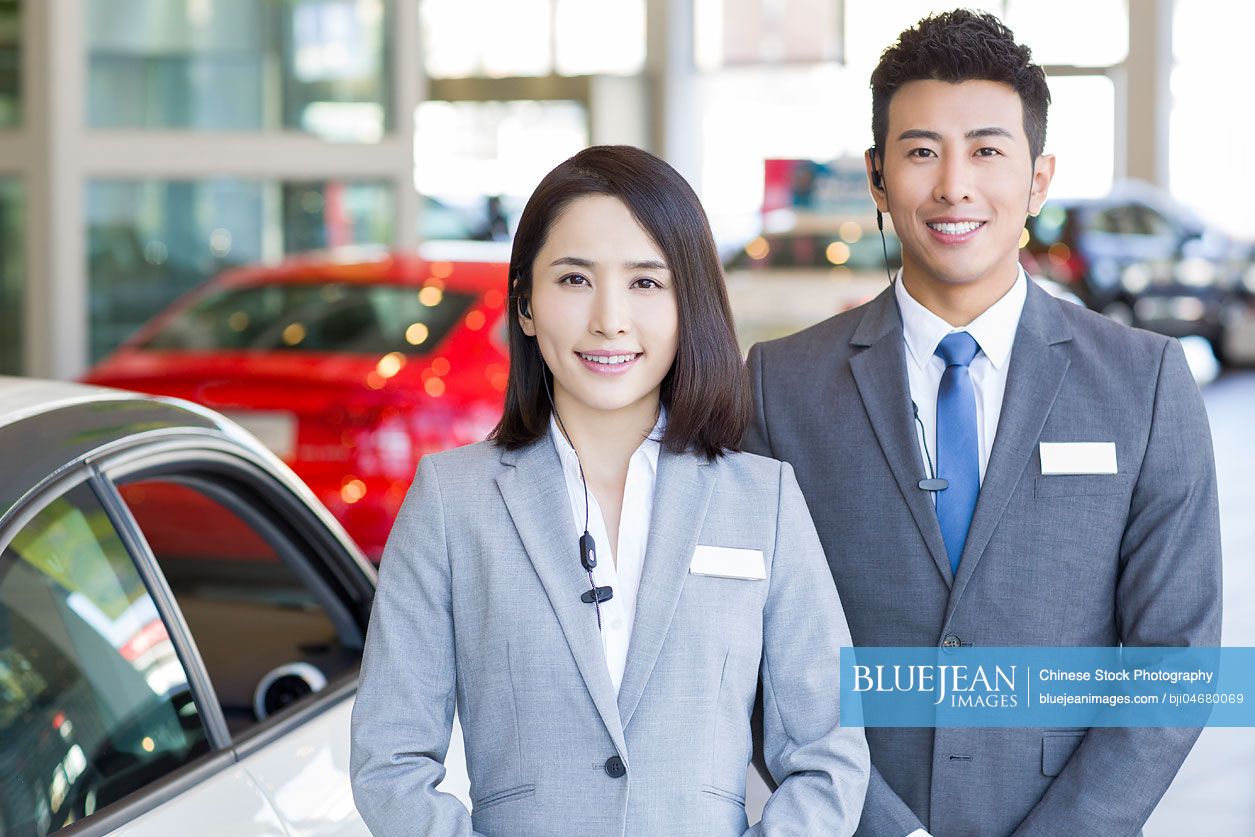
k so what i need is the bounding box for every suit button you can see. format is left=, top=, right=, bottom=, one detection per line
left=604, top=756, right=626, bottom=778
left=942, top=634, right=961, bottom=648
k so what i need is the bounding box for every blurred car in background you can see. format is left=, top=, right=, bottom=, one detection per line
left=1020, top=181, right=1253, bottom=361
left=723, top=214, right=902, bottom=350
left=724, top=215, right=1081, bottom=351
left=83, top=244, right=511, bottom=560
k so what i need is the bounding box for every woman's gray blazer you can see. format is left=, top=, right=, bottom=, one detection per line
left=350, top=435, right=869, bottom=836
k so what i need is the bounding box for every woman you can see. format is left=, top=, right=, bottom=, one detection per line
left=350, top=146, right=868, bottom=836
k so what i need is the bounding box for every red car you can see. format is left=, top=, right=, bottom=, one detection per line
left=84, top=245, right=511, bottom=560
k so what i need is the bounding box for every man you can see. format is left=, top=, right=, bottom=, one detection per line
left=743, top=10, right=1221, bottom=837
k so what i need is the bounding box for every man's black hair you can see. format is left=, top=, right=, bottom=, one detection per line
left=870, top=9, right=1050, bottom=161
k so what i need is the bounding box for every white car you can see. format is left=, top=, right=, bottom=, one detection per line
left=0, top=377, right=469, bottom=835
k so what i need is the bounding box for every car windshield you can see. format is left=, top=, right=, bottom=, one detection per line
left=141, top=281, right=476, bottom=355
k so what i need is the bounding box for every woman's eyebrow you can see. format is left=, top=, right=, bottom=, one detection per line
left=549, top=256, right=668, bottom=270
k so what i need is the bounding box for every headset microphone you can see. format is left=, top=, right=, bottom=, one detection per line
left=541, top=358, right=613, bottom=627
left=913, top=401, right=949, bottom=493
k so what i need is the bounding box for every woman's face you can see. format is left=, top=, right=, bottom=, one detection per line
left=521, top=194, right=680, bottom=422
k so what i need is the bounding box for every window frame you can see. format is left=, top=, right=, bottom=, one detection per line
left=95, top=442, right=376, bottom=741
left=0, top=462, right=231, bottom=834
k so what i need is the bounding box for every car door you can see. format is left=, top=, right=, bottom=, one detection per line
left=0, top=471, right=285, bottom=836
left=96, top=440, right=378, bottom=836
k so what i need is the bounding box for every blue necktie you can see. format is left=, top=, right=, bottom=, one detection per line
left=935, top=332, right=981, bottom=575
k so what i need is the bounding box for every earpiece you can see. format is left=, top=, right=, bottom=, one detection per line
left=868, top=146, right=884, bottom=190
left=518, top=297, right=531, bottom=319
left=867, top=146, right=893, bottom=285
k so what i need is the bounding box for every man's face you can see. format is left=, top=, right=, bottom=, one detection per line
left=868, top=79, right=1054, bottom=294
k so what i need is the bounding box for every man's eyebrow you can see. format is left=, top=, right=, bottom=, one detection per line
left=966, top=126, right=1014, bottom=140
left=895, top=127, right=1015, bottom=142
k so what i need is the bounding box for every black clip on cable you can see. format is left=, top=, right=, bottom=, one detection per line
left=543, top=368, right=613, bottom=625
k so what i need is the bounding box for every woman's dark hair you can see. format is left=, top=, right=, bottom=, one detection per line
left=488, top=145, right=750, bottom=460
left=871, top=9, right=1051, bottom=161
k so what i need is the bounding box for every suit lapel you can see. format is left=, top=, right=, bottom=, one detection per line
left=496, top=438, right=627, bottom=757
left=944, top=281, right=1073, bottom=624
left=616, top=448, right=715, bottom=729
left=849, top=288, right=954, bottom=587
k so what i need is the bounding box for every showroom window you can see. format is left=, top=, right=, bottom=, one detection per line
left=1171, top=0, right=1255, bottom=238
left=0, top=481, right=212, bottom=834
left=695, top=0, right=844, bottom=70
left=117, top=475, right=362, bottom=736
left=421, top=0, right=645, bottom=78
left=415, top=99, right=588, bottom=234
left=85, top=0, right=392, bottom=142
left=86, top=178, right=393, bottom=362
left=416, top=0, right=635, bottom=238
left=0, top=0, right=19, bottom=127
left=0, top=177, right=21, bottom=374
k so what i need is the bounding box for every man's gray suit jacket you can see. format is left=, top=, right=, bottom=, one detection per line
left=350, top=436, right=870, bottom=836
left=743, top=280, right=1222, bottom=837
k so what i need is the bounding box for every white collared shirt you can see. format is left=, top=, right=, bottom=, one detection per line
left=894, top=267, right=1027, bottom=484
left=549, top=409, right=665, bottom=697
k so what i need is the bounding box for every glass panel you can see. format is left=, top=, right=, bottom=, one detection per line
left=0, top=481, right=210, bottom=833
left=414, top=100, right=586, bottom=239
left=87, top=178, right=393, bottom=362
left=841, top=0, right=1003, bottom=73
left=1171, top=0, right=1255, bottom=238
left=281, top=180, right=395, bottom=254
left=86, top=0, right=391, bottom=141
left=0, top=0, right=19, bottom=127
left=554, top=0, right=645, bottom=76
left=421, top=0, right=552, bottom=78
left=117, top=478, right=359, bottom=734
left=1041, top=75, right=1114, bottom=200
left=695, top=0, right=842, bottom=71
left=1004, top=0, right=1128, bottom=66
left=141, top=282, right=474, bottom=355
left=0, top=177, right=22, bottom=374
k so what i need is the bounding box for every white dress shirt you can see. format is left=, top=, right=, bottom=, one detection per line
left=549, top=409, right=665, bottom=697
left=895, top=268, right=1028, bottom=487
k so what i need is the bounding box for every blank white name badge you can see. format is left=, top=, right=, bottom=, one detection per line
left=1039, top=442, right=1118, bottom=475
left=689, top=545, right=767, bottom=580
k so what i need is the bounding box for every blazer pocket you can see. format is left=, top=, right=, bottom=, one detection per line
left=1035, top=473, right=1133, bottom=499
left=472, top=783, right=536, bottom=811
left=1041, top=732, right=1085, bottom=777
left=702, top=784, right=746, bottom=807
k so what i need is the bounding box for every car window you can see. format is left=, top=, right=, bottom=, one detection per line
left=116, top=477, right=361, bottom=737
left=140, top=281, right=475, bottom=355
left=1091, top=205, right=1141, bottom=235
left=1134, top=205, right=1178, bottom=238
left=0, top=481, right=211, bottom=834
